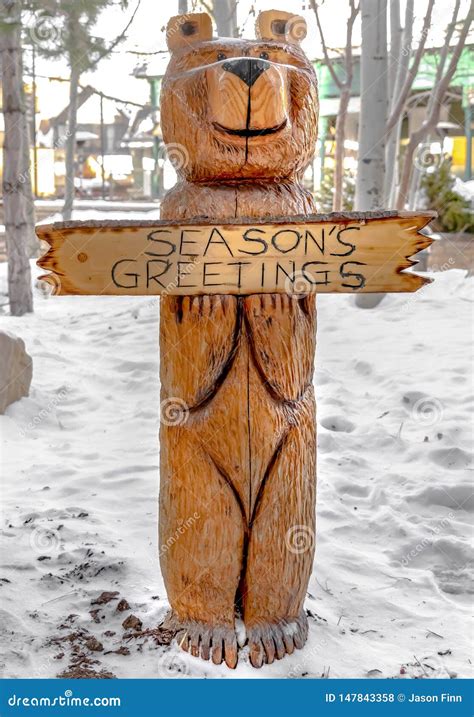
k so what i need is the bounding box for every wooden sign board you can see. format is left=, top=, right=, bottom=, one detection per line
left=36, top=211, right=435, bottom=296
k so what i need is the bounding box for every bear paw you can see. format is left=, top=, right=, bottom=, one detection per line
left=246, top=611, right=308, bottom=668
left=164, top=612, right=238, bottom=669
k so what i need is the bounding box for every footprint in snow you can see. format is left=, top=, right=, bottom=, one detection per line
left=320, top=415, right=356, bottom=433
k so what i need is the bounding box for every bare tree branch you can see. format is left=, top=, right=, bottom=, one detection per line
left=198, top=0, right=213, bottom=16
left=388, top=0, right=402, bottom=102
left=431, top=0, right=460, bottom=88
left=309, top=0, right=343, bottom=88
left=386, top=0, right=436, bottom=134
left=87, top=0, right=142, bottom=71
left=396, top=2, right=473, bottom=208
left=310, top=0, right=360, bottom=211
left=344, top=0, right=359, bottom=84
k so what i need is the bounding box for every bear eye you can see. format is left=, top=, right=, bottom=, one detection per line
left=259, top=51, right=269, bottom=60
left=217, top=52, right=227, bottom=61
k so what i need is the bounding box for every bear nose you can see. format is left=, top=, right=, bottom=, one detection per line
left=222, top=58, right=268, bottom=87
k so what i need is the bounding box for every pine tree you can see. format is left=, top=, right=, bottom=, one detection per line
left=421, top=159, right=474, bottom=234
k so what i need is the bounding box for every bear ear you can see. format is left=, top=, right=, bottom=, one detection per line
left=166, top=13, right=213, bottom=52
left=255, top=10, right=307, bottom=44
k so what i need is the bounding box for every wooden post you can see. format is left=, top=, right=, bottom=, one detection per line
left=36, top=10, right=435, bottom=670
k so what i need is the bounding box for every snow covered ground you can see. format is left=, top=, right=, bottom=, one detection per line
left=0, top=260, right=472, bottom=680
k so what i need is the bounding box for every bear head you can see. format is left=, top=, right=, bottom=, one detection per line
left=160, top=10, right=319, bottom=183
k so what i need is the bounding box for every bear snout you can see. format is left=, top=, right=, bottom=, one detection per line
left=207, top=58, right=289, bottom=137
left=221, top=57, right=269, bottom=88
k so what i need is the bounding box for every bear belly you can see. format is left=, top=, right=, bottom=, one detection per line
left=184, top=323, right=289, bottom=524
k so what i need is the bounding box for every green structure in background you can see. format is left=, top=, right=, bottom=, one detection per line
left=139, top=46, right=473, bottom=197
left=315, top=45, right=473, bottom=181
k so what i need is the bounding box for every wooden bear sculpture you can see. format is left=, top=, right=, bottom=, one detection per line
left=159, top=9, right=319, bottom=669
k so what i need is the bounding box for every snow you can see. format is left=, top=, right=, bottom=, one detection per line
left=0, top=259, right=472, bottom=679
left=453, top=177, right=474, bottom=203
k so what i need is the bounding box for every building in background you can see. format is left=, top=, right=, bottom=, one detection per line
left=316, top=45, right=473, bottom=183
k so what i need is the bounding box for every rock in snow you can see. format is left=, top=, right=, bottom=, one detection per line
left=0, top=331, right=32, bottom=414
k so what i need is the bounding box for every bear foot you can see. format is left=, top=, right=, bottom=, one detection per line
left=246, top=612, right=309, bottom=668
left=162, top=611, right=238, bottom=669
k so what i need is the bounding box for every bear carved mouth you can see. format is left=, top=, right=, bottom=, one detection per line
left=213, top=119, right=287, bottom=139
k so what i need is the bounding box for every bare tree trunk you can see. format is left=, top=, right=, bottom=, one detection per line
left=0, top=0, right=33, bottom=315
left=212, top=0, right=238, bottom=37
left=388, top=0, right=402, bottom=98
left=333, top=87, right=350, bottom=210
left=386, top=119, right=403, bottom=204
left=384, top=0, right=435, bottom=204
left=385, top=0, right=433, bottom=136
left=408, top=131, right=432, bottom=210
left=355, top=0, right=388, bottom=210
left=62, top=62, right=80, bottom=221
left=384, top=0, right=405, bottom=205
left=407, top=0, right=461, bottom=209
left=22, top=111, right=39, bottom=257
left=178, top=0, right=188, bottom=13
left=355, top=0, right=388, bottom=308
left=397, top=134, right=423, bottom=209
